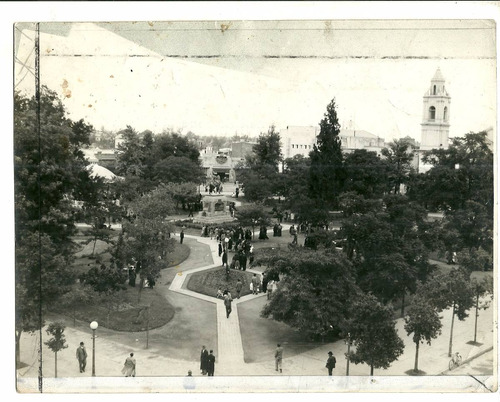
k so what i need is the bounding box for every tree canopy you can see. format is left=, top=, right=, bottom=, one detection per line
left=256, top=248, right=361, bottom=338
left=347, top=293, right=405, bottom=375
left=381, top=138, right=415, bottom=194
left=14, top=87, right=94, bottom=250
left=309, top=98, right=345, bottom=206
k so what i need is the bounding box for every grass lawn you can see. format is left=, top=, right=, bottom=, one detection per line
left=186, top=266, right=255, bottom=298
left=237, top=296, right=325, bottom=363
left=53, top=285, right=175, bottom=332
left=164, top=242, right=190, bottom=268
left=62, top=235, right=186, bottom=332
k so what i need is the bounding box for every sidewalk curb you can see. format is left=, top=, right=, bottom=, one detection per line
left=439, top=346, right=494, bottom=375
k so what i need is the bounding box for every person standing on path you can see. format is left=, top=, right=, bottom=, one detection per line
left=76, top=342, right=87, bottom=373
left=207, top=350, right=216, bottom=376
left=251, top=274, right=260, bottom=295
left=180, top=229, right=185, bottom=244
left=200, top=345, right=209, bottom=375
left=224, top=290, right=233, bottom=318
left=121, top=352, right=136, bottom=377
left=222, top=251, right=228, bottom=268
left=236, top=279, right=243, bottom=299
left=275, top=343, right=283, bottom=373
left=325, top=351, right=336, bottom=376
left=218, top=241, right=223, bottom=257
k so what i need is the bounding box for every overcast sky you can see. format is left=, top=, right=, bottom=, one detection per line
left=14, top=18, right=496, bottom=143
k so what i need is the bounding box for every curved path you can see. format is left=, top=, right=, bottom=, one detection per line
left=169, top=234, right=266, bottom=374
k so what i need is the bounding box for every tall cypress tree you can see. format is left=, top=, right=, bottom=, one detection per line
left=309, top=98, right=344, bottom=206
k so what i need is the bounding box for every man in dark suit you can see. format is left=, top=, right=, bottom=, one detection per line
left=200, top=345, right=209, bottom=375
left=206, top=350, right=216, bottom=376
left=76, top=342, right=88, bottom=373
left=325, top=351, right=336, bottom=376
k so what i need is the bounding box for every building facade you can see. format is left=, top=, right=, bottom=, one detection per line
left=199, top=141, right=256, bottom=183
left=279, top=125, right=386, bottom=161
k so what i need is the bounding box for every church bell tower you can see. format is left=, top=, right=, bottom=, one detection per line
left=420, top=68, right=451, bottom=151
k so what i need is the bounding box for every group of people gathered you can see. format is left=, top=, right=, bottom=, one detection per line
left=214, top=226, right=255, bottom=271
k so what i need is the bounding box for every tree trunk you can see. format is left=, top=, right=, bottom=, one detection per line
left=55, top=351, right=58, bottom=378
left=414, top=341, right=419, bottom=372
left=370, top=364, right=374, bottom=376
left=92, top=235, right=97, bottom=256
left=137, top=278, right=145, bottom=303
left=473, top=293, right=479, bottom=343
left=15, top=331, right=21, bottom=367
left=400, top=291, right=406, bottom=317
left=448, top=303, right=456, bottom=357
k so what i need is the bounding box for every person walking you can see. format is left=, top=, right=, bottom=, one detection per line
left=200, top=345, right=209, bottom=375
left=222, top=251, right=228, bottom=268
left=218, top=241, right=223, bottom=257
left=267, top=280, right=274, bottom=300
left=262, top=272, right=268, bottom=294
left=207, top=350, right=216, bottom=376
left=76, top=342, right=88, bottom=373
left=121, top=352, right=136, bottom=377
left=180, top=229, right=185, bottom=244
left=235, top=279, right=243, bottom=299
left=251, top=273, right=260, bottom=295
left=223, top=290, right=233, bottom=318
left=325, top=351, right=336, bottom=376
left=275, top=344, right=283, bottom=373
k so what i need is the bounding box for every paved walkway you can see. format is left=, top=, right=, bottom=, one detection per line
left=168, top=234, right=267, bottom=373
left=16, top=228, right=496, bottom=392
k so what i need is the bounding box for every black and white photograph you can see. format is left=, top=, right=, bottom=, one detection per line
left=9, top=1, right=498, bottom=396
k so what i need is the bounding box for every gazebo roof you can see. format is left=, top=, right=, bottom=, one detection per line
left=87, top=163, right=118, bottom=182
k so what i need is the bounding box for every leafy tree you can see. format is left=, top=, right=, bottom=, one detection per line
left=338, top=191, right=383, bottom=217
left=115, top=126, right=144, bottom=176
left=152, top=131, right=201, bottom=164
left=237, top=166, right=278, bottom=202
left=281, top=155, right=311, bottom=205
left=421, top=131, right=493, bottom=214
left=404, top=295, right=442, bottom=373
left=14, top=88, right=94, bottom=252
left=419, top=268, right=475, bottom=356
left=381, top=138, right=415, bottom=194
left=161, top=182, right=200, bottom=209
left=44, top=322, right=68, bottom=378
left=343, top=149, right=388, bottom=199
left=118, top=186, right=176, bottom=299
left=341, top=195, right=434, bottom=314
left=153, top=156, right=204, bottom=184
left=248, top=125, right=282, bottom=172
left=256, top=248, right=361, bottom=339
left=234, top=203, right=271, bottom=238
left=15, top=233, right=75, bottom=366
left=290, top=197, right=331, bottom=227
left=79, top=263, right=128, bottom=293
left=442, top=201, right=493, bottom=254
left=346, top=293, right=405, bottom=375
left=469, top=276, right=494, bottom=344
left=309, top=98, right=345, bottom=206
left=457, top=247, right=493, bottom=273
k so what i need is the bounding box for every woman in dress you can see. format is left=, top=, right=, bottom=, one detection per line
left=121, top=353, right=136, bottom=377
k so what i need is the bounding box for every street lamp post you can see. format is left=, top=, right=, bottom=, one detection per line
left=345, top=333, right=352, bottom=376
left=90, top=321, right=98, bottom=377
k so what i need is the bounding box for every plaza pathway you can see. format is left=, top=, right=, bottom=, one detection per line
left=16, top=225, right=496, bottom=393
left=168, top=234, right=267, bottom=373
